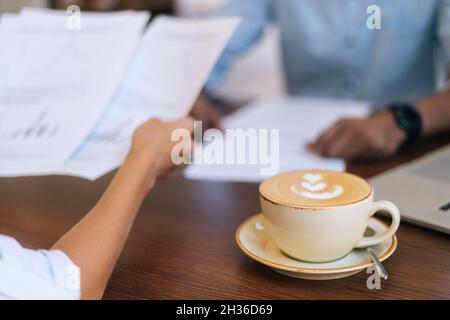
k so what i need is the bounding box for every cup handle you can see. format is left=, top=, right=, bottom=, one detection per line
left=355, top=201, right=401, bottom=248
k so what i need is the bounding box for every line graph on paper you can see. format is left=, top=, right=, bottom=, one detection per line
left=26, top=33, right=92, bottom=78
left=0, top=34, right=91, bottom=86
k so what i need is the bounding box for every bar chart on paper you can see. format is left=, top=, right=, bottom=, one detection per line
left=4, top=110, right=60, bottom=141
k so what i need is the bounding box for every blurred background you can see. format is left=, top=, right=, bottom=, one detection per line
left=0, top=0, right=285, bottom=104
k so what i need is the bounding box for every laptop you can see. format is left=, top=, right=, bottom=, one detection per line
left=369, top=145, right=450, bottom=235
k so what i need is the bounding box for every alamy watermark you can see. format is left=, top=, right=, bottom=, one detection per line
left=366, top=266, right=382, bottom=290
left=66, top=5, right=82, bottom=30
left=171, top=121, right=280, bottom=176
left=367, top=5, right=382, bottom=30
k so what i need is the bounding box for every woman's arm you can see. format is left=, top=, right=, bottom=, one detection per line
left=51, top=118, right=193, bottom=299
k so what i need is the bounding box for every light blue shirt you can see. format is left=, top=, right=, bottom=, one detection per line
left=0, top=235, right=80, bottom=300
left=207, top=0, right=450, bottom=106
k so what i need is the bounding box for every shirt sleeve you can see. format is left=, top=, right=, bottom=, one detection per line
left=205, top=0, right=273, bottom=93
left=438, top=0, right=450, bottom=71
left=0, top=235, right=80, bottom=300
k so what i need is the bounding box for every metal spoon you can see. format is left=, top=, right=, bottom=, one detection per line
left=367, top=247, right=388, bottom=280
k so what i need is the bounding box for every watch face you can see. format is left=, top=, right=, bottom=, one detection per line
left=392, top=104, right=422, bottom=143
left=399, top=106, right=421, bottom=131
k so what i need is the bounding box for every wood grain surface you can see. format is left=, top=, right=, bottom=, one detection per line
left=1, top=134, right=449, bottom=299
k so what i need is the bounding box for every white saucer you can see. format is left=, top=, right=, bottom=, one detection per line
left=235, top=214, right=398, bottom=280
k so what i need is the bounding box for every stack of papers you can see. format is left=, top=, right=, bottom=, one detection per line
left=0, top=9, right=149, bottom=176
left=0, top=8, right=240, bottom=180
left=185, top=97, right=370, bottom=182
left=60, top=16, right=240, bottom=179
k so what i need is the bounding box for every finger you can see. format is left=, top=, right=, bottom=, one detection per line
left=317, top=122, right=343, bottom=144
left=306, top=142, right=319, bottom=154
left=324, top=131, right=355, bottom=158
left=312, top=123, right=343, bottom=153
left=339, top=135, right=368, bottom=160
left=316, top=125, right=346, bottom=156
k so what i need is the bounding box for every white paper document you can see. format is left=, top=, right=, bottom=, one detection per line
left=185, top=97, right=370, bottom=182
left=0, top=9, right=149, bottom=176
left=58, top=16, right=240, bottom=180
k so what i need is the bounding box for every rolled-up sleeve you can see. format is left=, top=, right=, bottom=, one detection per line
left=438, top=0, right=450, bottom=71
left=205, top=0, right=273, bottom=93
left=0, top=235, right=80, bottom=300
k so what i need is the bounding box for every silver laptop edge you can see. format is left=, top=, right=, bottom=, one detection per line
left=369, top=145, right=450, bottom=235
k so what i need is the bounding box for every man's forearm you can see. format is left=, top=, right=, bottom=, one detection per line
left=52, top=149, right=160, bottom=299
left=417, top=88, right=450, bottom=137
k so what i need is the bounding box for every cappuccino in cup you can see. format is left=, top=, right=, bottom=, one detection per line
left=259, top=170, right=400, bottom=262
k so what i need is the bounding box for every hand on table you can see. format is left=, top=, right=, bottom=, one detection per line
left=309, top=112, right=407, bottom=161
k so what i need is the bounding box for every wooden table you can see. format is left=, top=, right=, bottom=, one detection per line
left=1, top=134, right=450, bottom=300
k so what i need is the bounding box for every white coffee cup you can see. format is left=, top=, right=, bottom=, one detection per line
left=259, top=170, right=400, bottom=262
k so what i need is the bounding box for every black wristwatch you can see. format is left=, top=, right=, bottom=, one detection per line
left=388, top=103, right=423, bottom=150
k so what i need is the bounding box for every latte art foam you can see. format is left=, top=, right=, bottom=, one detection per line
left=260, top=170, right=372, bottom=208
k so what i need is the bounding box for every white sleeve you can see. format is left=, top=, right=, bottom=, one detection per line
left=0, top=235, right=80, bottom=300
